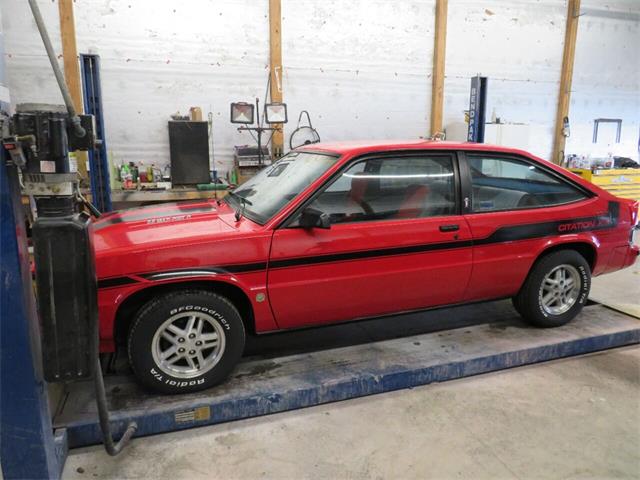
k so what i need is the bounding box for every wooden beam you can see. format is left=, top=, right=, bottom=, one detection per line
left=58, top=0, right=87, bottom=177
left=430, top=0, right=448, bottom=137
left=58, top=0, right=82, bottom=111
left=269, top=0, right=284, bottom=157
left=552, top=0, right=581, bottom=165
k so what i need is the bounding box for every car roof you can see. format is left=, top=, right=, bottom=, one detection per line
left=298, top=139, right=535, bottom=158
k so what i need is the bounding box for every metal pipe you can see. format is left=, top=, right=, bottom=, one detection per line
left=94, top=357, right=137, bottom=456
left=27, top=0, right=86, bottom=138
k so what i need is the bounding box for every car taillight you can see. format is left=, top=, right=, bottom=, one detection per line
left=630, top=201, right=639, bottom=226
left=628, top=200, right=639, bottom=245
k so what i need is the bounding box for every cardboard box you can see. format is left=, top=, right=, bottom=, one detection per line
left=189, top=107, right=203, bottom=121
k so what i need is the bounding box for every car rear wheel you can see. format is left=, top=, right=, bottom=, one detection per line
left=127, top=290, right=245, bottom=394
left=515, top=250, right=591, bottom=328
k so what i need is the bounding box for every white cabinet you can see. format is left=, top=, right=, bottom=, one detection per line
left=445, top=122, right=530, bottom=150
left=483, top=123, right=530, bottom=150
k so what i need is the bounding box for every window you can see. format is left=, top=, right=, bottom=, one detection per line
left=468, top=155, right=587, bottom=213
left=302, top=155, right=456, bottom=224
left=226, top=152, right=338, bottom=224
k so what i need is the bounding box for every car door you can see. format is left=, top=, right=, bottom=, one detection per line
left=459, top=152, right=592, bottom=302
left=267, top=152, right=474, bottom=329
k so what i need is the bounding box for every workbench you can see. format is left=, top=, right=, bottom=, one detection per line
left=111, top=188, right=227, bottom=209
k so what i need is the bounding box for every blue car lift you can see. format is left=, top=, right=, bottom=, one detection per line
left=80, top=53, right=112, bottom=213
left=1, top=151, right=67, bottom=478
left=0, top=27, right=64, bottom=474
left=53, top=302, right=639, bottom=449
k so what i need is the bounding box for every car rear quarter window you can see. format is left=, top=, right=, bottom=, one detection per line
left=467, top=155, right=588, bottom=213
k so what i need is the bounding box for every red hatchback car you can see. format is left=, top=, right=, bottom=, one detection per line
left=94, top=141, right=639, bottom=393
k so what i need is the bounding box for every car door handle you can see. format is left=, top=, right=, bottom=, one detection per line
left=439, top=224, right=460, bottom=232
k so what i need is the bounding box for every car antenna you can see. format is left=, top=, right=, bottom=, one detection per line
left=208, top=110, right=220, bottom=206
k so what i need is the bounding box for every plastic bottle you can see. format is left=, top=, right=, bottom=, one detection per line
left=129, top=162, right=138, bottom=183
left=120, top=163, right=132, bottom=189
left=120, top=163, right=129, bottom=182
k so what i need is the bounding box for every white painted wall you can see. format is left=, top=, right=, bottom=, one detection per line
left=0, top=4, right=8, bottom=104
left=281, top=0, right=434, bottom=144
left=567, top=0, right=640, bottom=161
left=2, top=0, right=270, bottom=175
left=444, top=0, right=567, bottom=159
left=1, top=0, right=639, bottom=176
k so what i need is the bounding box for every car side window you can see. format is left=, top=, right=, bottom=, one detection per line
left=303, top=155, right=456, bottom=225
left=468, top=155, right=588, bottom=213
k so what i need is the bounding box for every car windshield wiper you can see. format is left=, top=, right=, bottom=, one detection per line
left=227, top=191, right=253, bottom=221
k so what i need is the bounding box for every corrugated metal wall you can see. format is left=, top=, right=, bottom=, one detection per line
left=2, top=0, right=638, bottom=175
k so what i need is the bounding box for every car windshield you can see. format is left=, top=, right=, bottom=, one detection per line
left=225, top=151, right=338, bottom=224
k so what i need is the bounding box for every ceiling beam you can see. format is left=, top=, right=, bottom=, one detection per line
left=430, top=0, right=448, bottom=137
left=552, top=0, right=581, bottom=165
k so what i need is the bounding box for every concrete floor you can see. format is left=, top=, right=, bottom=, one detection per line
left=63, top=259, right=640, bottom=480
left=590, top=245, right=640, bottom=318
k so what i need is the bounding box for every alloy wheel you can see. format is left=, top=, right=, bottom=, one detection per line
left=151, top=312, right=226, bottom=379
left=539, top=264, right=581, bottom=316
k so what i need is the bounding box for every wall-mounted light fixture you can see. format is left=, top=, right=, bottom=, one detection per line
left=265, top=102, right=288, bottom=124
left=230, top=102, right=255, bottom=124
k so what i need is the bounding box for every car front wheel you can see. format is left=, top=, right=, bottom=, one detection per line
left=515, top=250, right=591, bottom=328
left=127, top=290, right=245, bottom=394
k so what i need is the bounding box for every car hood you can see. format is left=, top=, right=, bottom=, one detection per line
left=92, top=200, right=234, bottom=257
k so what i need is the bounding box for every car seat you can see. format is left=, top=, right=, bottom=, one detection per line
left=394, top=185, right=430, bottom=219
left=349, top=174, right=373, bottom=214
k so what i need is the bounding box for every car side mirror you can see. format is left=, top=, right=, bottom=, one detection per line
left=299, top=207, right=331, bottom=229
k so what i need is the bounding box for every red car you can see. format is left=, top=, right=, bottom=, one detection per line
left=94, top=140, right=639, bottom=393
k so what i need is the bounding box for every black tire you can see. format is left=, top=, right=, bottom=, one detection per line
left=127, top=290, right=245, bottom=394
left=515, top=250, right=591, bottom=328
left=511, top=295, right=524, bottom=316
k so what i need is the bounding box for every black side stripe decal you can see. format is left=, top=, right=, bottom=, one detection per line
left=97, top=276, right=139, bottom=289
left=138, top=262, right=269, bottom=281
left=476, top=212, right=617, bottom=246
left=268, top=240, right=475, bottom=269
left=98, top=263, right=269, bottom=289
left=97, top=202, right=619, bottom=289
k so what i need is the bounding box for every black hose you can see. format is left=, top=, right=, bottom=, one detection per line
left=27, top=0, right=86, bottom=138
left=94, top=358, right=137, bottom=456
left=85, top=201, right=102, bottom=218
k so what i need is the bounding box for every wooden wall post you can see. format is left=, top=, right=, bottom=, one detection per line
left=269, top=0, right=284, bottom=156
left=58, top=0, right=87, bottom=177
left=430, top=0, right=448, bottom=137
left=552, top=0, right=581, bottom=164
